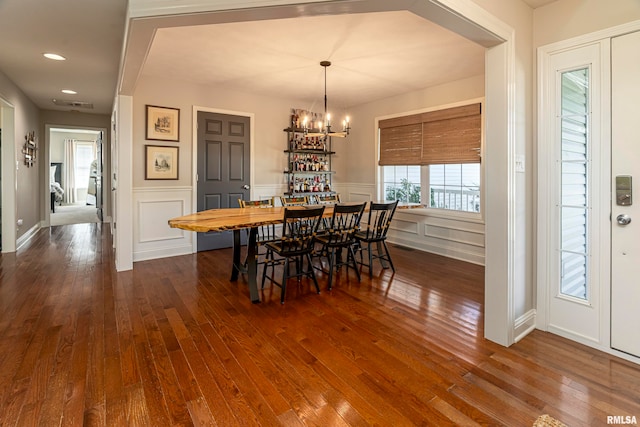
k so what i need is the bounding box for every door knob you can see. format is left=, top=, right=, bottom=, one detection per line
left=242, top=184, right=250, bottom=190
left=617, top=214, right=632, bottom=225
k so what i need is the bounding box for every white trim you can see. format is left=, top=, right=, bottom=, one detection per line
left=129, top=0, right=327, bottom=18
left=0, top=96, right=17, bottom=253
left=133, top=186, right=192, bottom=193
left=44, top=124, right=108, bottom=228
left=394, top=207, right=484, bottom=224
left=514, top=310, right=537, bottom=343
left=423, top=231, right=485, bottom=249
left=483, top=36, right=517, bottom=347
left=539, top=19, right=640, bottom=54
left=123, top=0, right=516, bottom=346
left=115, top=95, right=134, bottom=271
left=388, top=234, right=485, bottom=266
left=16, top=223, right=40, bottom=250
left=133, top=186, right=193, bottom=261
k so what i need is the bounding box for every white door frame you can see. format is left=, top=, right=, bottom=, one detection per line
left=537, top=19, right=640, bottom=364
left=122, top=0, right=520, bottom=346
left=0, top=96, right=17, bottom=253
left=43, top=124, right=108, bottom=227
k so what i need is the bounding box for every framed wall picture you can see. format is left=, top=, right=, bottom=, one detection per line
left=145, top=145, right=179, bottom=180
left=146, top=105, right=180, bottom=141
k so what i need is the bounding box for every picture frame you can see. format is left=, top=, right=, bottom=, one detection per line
left=145, top=145, right=179, bottom=180
left=145, top=105, right=180, bottom=141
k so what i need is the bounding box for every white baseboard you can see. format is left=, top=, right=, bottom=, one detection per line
left=514, top=309, right=536, bottom=342
left=133, top=244, right=193, bottom=262
left=17, top=223, right=41, bottom=250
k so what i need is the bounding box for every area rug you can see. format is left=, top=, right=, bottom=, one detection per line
left=51, top=204, right=99, bottom=226
left=533, top=414, right=568, bottom=427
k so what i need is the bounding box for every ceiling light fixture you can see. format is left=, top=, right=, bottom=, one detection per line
left=302, top=61, right=350, bottom=138
left=61, top=89, right=77, bottom=95
left=43, top=53, right=66, bottom=61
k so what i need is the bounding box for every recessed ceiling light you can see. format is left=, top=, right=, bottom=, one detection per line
left=61, top=89, right=77, bottom=95
left=44, top=53, right=66, bottom=61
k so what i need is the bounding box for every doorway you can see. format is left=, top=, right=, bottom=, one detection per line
left=195, top=110, right=251, bottom=251
left=48, top=127, right=104, bottom=226
left=538, top=24, right=640, bottom=363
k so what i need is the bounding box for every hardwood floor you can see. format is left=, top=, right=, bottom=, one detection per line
left=1, top=224, right=639, bottom=426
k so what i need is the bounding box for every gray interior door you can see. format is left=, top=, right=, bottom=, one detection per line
left=197, top=111, right=250, bottom=251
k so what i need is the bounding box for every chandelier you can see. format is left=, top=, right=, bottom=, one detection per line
left=302, top=61, right=351, bottom=138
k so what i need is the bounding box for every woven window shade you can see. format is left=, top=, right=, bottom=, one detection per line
left=378, top=103, right=481, bottom=166
left=378, top=114, right=422, bottom=165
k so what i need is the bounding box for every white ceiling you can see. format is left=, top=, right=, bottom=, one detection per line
left=142, top=11, right=486, bottom=109
left=0, top=0, right=557, bottom=115
left=0, top=0, right=128, bottom=114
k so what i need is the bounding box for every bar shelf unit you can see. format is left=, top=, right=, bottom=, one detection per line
left=283, top=127, right=337, bottom=197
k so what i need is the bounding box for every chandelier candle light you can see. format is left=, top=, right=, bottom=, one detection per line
left=302, top=61, right=351, bottom=138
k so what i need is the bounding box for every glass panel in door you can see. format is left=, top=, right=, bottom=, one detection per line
left=559, top=68, right=589, bottom=301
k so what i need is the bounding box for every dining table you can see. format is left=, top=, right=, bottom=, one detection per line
left=168, top=205, right=337, bottom=303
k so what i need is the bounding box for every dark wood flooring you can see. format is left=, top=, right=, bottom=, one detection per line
left=0, top=223, right=639, bottom=426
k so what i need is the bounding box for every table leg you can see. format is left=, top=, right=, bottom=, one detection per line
left=231, top=230, right=242, bottom=281
left=246, top=227, right=260, bottom=303
left=230, top=228, right=260, bottom=303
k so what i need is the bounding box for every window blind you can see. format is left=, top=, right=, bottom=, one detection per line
left=378, top=103, right=481, bottom=166
left=378, top=114, right=422, bottom=165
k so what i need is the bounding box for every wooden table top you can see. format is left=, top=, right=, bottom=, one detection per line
left=168, top=205, right=333, bottom=233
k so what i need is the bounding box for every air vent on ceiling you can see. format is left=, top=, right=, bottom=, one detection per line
left=52, top=99, right=94, bottom=109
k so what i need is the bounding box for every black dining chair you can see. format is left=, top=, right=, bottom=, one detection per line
left=238, top=197, right=278, bottom=267
left=314, top=193, right=341, bottom=205
left=261, top=206, right=325, bottom=304
left=354, top=200, right=399, bottom=277
left=280, top=195, right=309, bottom=206
left=314, top=202, right=366, bottom=290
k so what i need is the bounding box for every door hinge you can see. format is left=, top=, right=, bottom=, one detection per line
left=196, top=173, right=199, bottom=182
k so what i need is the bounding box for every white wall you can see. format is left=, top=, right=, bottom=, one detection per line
left=131, top=75, right=351, bottom=261
left=0, top=69, right=41, bottom=244
left=533, top=0, right=640, bottom=48
left=131, top=73, right=491, bottom=264
left=346, top=75, right=487, bottom=265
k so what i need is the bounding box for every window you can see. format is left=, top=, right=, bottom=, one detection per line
left=383, top=163, right=481, bottom=213
left=75, top=142, right=95, bottom=190
left=429, top=163, right=480, bottom=212
left=559, top=67, right=589, bottom=300
left=383, top=165, right=422, bottom=203
left=378, top=102, right=482, bottom=213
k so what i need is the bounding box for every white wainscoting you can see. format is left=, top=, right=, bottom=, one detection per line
left=131, top=183, right=485, bottom=266
left=133, top=187, right=193, bottom=262
left=346, top=183, right=485, bottom=266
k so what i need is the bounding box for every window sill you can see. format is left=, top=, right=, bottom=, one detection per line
left=395, top=204, right=484, bottom=224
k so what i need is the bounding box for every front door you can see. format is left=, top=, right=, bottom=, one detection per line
left=611, top=31, right=640, bottom=358
left=196, top=111, right=250, bottom=251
